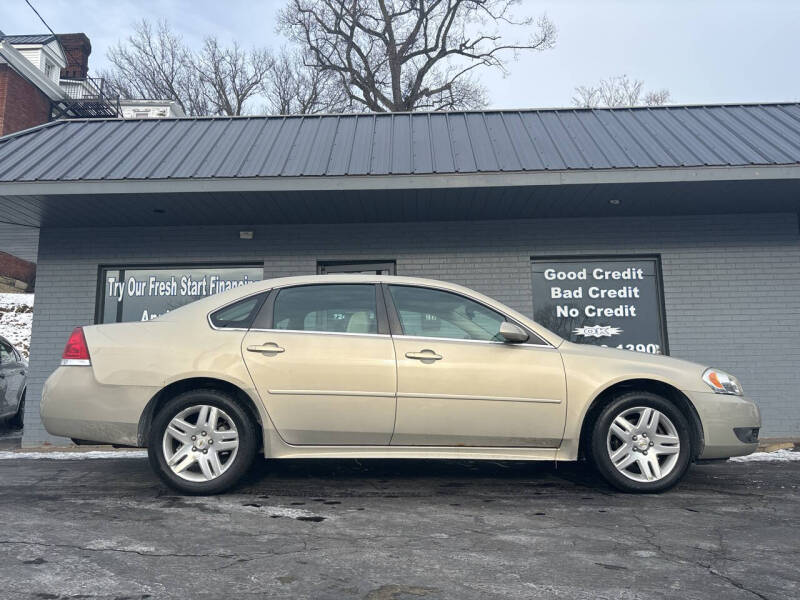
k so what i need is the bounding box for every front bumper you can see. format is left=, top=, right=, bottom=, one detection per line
left=41, top=366, right=158, bottom=447
left=686, top=390, right=761, bottom=459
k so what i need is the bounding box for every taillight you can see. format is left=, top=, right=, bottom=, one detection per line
left=61, top=327, right=91, bottom=366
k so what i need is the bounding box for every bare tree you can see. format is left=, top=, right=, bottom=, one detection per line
left=102, top=20, right=210, bottom=116
left=193, top=38, right=274, bottom=115
left=279, top=0, right=556, bottom=112
left=104, top=19, right=351, bottom=116
left=262, top=49, right=352, bottom=114
left=572, top=75, right=671, bottom=108
left=642, top=88, right=671, bottom=107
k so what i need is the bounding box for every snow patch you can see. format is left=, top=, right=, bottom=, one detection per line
left=206, top=498, right=324, bottom=519
left=729, top=449, right=800, bottom=463
left=0, top=293, right=34, bottom=357
left=0, top=450, right=147, bottom=460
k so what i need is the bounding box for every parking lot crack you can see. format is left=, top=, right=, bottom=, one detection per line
left=0, top=539, right=237, bottom=559
left=703, top=566, right=773, bottom=600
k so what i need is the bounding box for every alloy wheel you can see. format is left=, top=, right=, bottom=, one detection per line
left=606, top=406, right=680, bottom=483
left=161, top=404, right=240, bottom=482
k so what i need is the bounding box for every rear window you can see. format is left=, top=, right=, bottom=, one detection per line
left=209, top=293, right=267, bottom=330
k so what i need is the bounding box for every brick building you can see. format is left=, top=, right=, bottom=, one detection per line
left=0, top=33, right=67, bottom=136
left=0, top=104, right=798, bottom=445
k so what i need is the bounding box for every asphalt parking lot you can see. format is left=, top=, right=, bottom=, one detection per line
left=0, top=455, right=797, bottom=600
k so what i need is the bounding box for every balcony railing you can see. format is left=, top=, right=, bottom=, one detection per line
left=53, top=77, right=120, bottom=119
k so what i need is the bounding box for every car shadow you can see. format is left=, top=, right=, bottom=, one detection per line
left=233, top=457, right=613, bottom=497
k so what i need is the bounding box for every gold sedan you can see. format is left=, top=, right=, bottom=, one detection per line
left=41, top=275, right=760, bottom=494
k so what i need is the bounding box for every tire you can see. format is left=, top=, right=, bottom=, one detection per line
left=147, top=389, right=257, bottom=495
left=8, top=390, right=25, bottom=430
left=590, top=391, right=692, bottom=493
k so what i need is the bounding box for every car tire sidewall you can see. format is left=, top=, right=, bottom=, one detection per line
left=148, top=389, right=257, bottom=495
left=591, top=391, right=692, bottom=493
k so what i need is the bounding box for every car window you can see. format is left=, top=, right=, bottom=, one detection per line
left=273, top=285, right=378, bottom=334
left=389, top=286, right=506, bottom=342
left=0, top=340, right=13, bottom=364
left=209, top=293, right=267, bottom=329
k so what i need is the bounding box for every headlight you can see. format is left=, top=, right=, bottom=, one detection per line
left=702, top=368, right=743, bottom=396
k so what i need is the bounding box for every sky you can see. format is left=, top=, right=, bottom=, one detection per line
left=2, top=0, right=799, bottom=110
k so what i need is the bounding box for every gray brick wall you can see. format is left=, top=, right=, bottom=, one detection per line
left=22, top=212, right=800, bottom=445
left=0, top=222, right=39, bottom=263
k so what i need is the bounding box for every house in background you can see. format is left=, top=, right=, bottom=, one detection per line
left=0, top=32, right=70, bottom=136
left=120, top=99, right=185, bottom=119
left=0, top=31, right=119, bottom=136
left=0, top=31, right=180, bottom=279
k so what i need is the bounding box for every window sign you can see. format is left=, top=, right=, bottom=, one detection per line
left=98, top=265, right=262, bottom=323
left=531, top=257, right=668, bottom=354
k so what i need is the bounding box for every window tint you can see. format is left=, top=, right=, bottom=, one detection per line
left=0, top=340, right=13, bottom=364
left=210, top=293, right=267, bottom=329
left=389, top=286, right=506, bottom=341
left=273, top=285, right=378, bottom=334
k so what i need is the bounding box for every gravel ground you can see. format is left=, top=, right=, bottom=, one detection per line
left=0, top=456, right=798, bottom=600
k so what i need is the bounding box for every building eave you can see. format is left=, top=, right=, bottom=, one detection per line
left=0, top=164, right=799, bottom=198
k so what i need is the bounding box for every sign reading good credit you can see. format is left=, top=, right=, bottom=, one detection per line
left=531, top=257, right=668, bottom=354
left=98, top=265, right=262, bottom=324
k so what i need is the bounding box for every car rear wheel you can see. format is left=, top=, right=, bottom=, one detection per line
left=590, top=391, right=692, bottom=493
left=148, top=389, right=257, bottom=495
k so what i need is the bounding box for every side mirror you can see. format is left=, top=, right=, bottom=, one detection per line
left=499, top=321, right=529, bottom=344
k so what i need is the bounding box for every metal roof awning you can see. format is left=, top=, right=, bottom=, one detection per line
left=0, top=104, right=798, bottom=227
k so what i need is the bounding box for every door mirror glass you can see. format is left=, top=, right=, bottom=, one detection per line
left=499, top=321, right=529, bottom=344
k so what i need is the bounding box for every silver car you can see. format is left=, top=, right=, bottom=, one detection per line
left=0, top=335, right=27, bottom=429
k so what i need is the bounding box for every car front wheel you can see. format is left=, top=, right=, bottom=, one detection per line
left=148, top=389, right=257, bottom=495
left=591, top=391, right=692, bottom=493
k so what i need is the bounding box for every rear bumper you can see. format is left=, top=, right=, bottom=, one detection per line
left=687, top=390, right=761, bottom=459
left=41, top=366, right=158, bottom=447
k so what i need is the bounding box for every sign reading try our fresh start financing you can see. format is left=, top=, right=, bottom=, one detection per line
left=99, top=265, right=262, bottom=324
left=531, top=257, right=668, bottom=354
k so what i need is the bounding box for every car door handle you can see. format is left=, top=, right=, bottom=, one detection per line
left=405, top=350, right=443, bottom=361
left=247, top=343, right=285, bottom=354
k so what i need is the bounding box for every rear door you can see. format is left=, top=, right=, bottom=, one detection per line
left=241, top=284, right=397, bottom=445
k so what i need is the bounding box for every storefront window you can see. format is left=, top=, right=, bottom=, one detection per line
left=531, top=256, right=668, bottom=354
left=317, top=260, right=396, bottom=275
left=97, top=264, right=262, bottom=323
